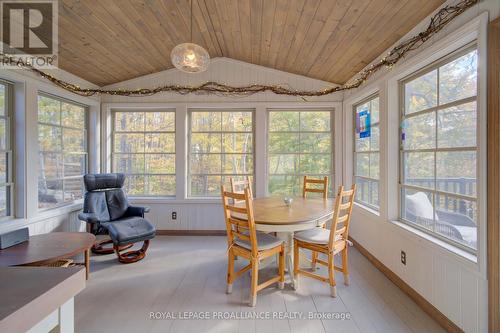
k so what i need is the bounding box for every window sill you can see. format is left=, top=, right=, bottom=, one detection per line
left=391, top=220, right=477, bottom=264
left=32, top=202, right=84, bottom=223
left=353, top=202, right=380, bottom=217
left=129, top=197, right=220, bottom=204
left=0, top=202, right=84, bottom=233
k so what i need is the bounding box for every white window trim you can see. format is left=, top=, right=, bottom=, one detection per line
left=0, top=80, right=14, bottom=221
left=398, top=45, right=479, bottom=254
left=186, top=108, right=255, bottom=198
left=110, top=108, right=176, bottom=197
left=344, top=85, right=386, bottom=219
left=385, top=13, right=488, bottom=266
left=266, top=108, right=336, bottom=196
left=37, top=92, right=89, bottom=212
left=0, top=69, right=100, bottom=224
left=102, top=101, right=342, bottom=202
left=353, top=94, right=380, bottom=211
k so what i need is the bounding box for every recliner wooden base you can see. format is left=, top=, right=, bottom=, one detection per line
left=114, top=240, right=150, bottom=264
left=92, top=239, right=133, bottom=255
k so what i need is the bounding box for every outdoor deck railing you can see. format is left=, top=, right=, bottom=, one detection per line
left=356, top=177, right=476, bottom=219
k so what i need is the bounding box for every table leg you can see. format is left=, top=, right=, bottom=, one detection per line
left=59, top=298, right=75, bottom=333
left=84, top=249, right=90, bottom=280
left=276, top=232, right=294, bottom=286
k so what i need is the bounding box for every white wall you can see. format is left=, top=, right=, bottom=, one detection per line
left=342, top=1, right=499, bottom=332
left=101, top=58, right=343, bottom=231
left=101, top=57, right=343, bottom=104
left=0, top=67, right=101, bottom=235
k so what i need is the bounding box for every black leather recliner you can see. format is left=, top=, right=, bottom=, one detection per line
left=78, top=173, right=156, bottom=263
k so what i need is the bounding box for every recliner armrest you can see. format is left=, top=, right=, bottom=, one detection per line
left=78, top=212, right=100, bottom=224
left=126, top=206, right=150, bottom=217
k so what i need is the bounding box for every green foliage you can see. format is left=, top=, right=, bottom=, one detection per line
left=113, top=111, right=176, bottom=196
left=268, top=110, right=332, bottom=196
left=37, top=95, right=87, bottom=208
left=189, top=111, right=253, bottom=197
left=401, top=50, right=478, bottom=248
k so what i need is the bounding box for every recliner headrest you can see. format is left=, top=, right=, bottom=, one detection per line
left=84, top=173, right=126, bottom=192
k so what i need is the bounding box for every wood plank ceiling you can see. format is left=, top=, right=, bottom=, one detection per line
left=59, top=0, right=445, bottom=86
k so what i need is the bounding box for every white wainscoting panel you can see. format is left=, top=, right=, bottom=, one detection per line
left=130, top=201, right=224, bottom=231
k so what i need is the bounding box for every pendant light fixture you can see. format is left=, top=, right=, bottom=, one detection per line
left=170, top=0, right=210, bottom=73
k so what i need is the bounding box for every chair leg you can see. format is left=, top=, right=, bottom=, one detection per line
left=311, top=251, right=318, bottom=270
left=293, top=240, right=300, bottom=290
left=342, top=248, right=350, bottom=286
left=227, top=248, right=234, bottom=294
left=114, top=240, right=150, bottom=264
left=328, top=252, right=337, bottom=297
left=249, top=257, right=258, bottom=307
left=278, top=244, right=285, bottom=289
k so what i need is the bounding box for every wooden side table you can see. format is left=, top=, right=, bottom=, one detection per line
left=0, top=266, right=86, bottom=333
left=0, top=232, right=96, bottom=279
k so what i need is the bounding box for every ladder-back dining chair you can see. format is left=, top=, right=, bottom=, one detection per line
left=229, top=176, right=253, bottom=236
left=230, top=176, right=253, bottom=199
left=221, top=185, right=285, bottom=307
left=302, top=175, right=329, bottom=269
left=293, top=184, right=356, bottom=297
left=302, top=175, right=328, bottom=199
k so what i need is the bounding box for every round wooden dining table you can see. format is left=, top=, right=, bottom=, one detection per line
left=235, top=196, right=334, bottom=284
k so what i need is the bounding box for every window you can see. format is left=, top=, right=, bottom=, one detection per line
left=38, top=94, right=87, bottom=209
left=188, top=109, right=253, bottom=197
left=354, top=96, right=380, bottom=210
left=0, top=82, right=13, bottom=218
left=268, top=109, right=333, bottom=195
left=400, top=46, right=478, bottom=252
left=112, top=109, right=175, bottom=196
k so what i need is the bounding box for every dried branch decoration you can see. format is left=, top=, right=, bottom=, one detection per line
left=0, top=0, right=478, bottom=97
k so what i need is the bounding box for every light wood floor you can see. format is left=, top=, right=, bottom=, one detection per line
left=75, top=236, right=445, bottom=333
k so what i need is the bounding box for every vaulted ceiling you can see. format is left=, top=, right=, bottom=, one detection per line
left=58, top=0, right=445, bottom=86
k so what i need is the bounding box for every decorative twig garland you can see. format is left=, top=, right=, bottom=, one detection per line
left=0, top=0, right=478, bottom=97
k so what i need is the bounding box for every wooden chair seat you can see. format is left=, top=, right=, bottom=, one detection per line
left=234, top=231, right=283, bottom=251
left=294, top=228, right=341, bottom=245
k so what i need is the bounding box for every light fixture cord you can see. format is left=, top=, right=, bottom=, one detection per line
left=190, top=0, right=193, bottom=42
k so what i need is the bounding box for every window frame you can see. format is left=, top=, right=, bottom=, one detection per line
left=266, top=108, right=335, bottom=196
left=0, top=80, right=14, bottom=220
left=353, top=94, right=380, bottom=211
left=398, top=44, right=479, bottom=254
left=110, top=108, right=176, bottom=197
left=187, top=108, right=255, bottom=198
left=37, top=92, right=89, bottom=211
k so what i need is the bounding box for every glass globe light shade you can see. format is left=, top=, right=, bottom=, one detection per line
left=170, top=42, right=210, bottom=73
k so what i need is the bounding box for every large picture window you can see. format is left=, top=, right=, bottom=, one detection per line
left=354, top=96, right=380, bottom=210
left=112, top=109, right=176, bottom=196
left=267, top=109, right=333, bottom=195
left=400, top=46, right=478, bottom=251
left=188, top=109, right=253, bottom=197
left=38, top=94, right=87, bottom=209
left=0, top=82, right=13, bottom=218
